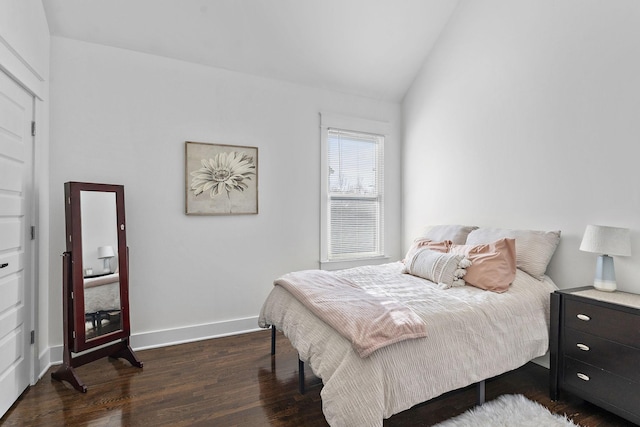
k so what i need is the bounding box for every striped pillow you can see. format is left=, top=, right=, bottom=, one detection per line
left=465, top=228, right=560, bottom=280
left=403, top=247, right=468, bottom=288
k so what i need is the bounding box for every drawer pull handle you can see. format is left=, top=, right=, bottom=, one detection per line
left=576, top=314, right=591, bottom=321
left=577, top=373, right=590, bottom=381
left=576, top=343, right=590, bottom=351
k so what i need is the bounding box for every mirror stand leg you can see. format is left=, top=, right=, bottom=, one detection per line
left=51, top=364, right=87, bottom=393
left=109, top=341, right=143, bottom=368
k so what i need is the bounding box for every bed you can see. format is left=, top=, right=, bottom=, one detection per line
left=84, top=272, right=120, bottom=313
left=258, top=225, right=560, bottom=427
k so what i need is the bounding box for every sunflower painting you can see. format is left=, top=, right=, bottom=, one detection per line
left=185, top=141, right=258, bottom=215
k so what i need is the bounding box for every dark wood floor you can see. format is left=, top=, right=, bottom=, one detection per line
left=1, top=329, right=635, bottom=426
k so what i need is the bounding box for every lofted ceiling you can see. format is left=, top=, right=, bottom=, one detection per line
left=42, top=0, right=458, bottom=102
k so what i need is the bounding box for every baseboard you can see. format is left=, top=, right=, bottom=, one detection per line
left=36, top=347, right=57, bottom=382
left=43, top=316, right=262, bottom=369
left=131, top=316, right=261, bottom=351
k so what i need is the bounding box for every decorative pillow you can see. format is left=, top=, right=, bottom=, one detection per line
left=465, top=228, right=560, bottom=280
left=417, top=224, right=479, bottom=245
left=449, top=238, right=516, bottom=293
left=403, top=247, right=470, bottom=289
left=414, top=239, right=452, bottom=253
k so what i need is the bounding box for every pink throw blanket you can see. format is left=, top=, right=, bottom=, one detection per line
left=274, top=270, right=427, bottom=358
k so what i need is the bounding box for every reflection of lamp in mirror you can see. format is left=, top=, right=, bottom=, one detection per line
left=97, top=245, right=115, bottom=273
left=579, top=225, right=631, bottom=292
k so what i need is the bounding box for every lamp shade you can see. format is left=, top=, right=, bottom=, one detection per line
left=97, top=245, right=115, bottom=259
left=579, top=225, right=631, bottom=257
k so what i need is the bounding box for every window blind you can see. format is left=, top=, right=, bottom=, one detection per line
left=327, top=128, right=384, bottom=259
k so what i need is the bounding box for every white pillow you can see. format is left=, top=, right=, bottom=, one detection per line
left=465, top=228, right=560, bottom=280
left=403, top=247, right=470, bottom=289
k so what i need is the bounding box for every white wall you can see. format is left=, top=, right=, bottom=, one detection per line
left=403, top=0, right=640, bottom=293
left=48, top=37, right=402, bottom=350
left=0, top=0, right=50, bottom=380
left=0, top=0, right=49, bottom=94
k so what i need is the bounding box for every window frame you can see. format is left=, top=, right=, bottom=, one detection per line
left=320, top=113, right=390, bottom=270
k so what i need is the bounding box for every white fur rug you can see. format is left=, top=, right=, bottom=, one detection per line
left=433, top=394, right=578, bottom=427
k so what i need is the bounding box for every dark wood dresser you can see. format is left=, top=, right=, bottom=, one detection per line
left=550, top=287, right=640, bottom=425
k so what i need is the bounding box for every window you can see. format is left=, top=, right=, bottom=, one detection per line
left=320, top=113, right=387, bottom=266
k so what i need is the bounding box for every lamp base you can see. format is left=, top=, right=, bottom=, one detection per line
left=593, top=255, right=617, bottom=292
left=593, top=279, right=617, bottom=292
left=103, top=258, right=111, bottom=273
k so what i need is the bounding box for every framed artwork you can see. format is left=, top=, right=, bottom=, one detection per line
left=185, top=141, right=258, bottom=215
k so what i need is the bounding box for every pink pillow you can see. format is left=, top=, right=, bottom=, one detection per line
left=414, top=239, right=452, bottom=253
left=417, top=225, right=478, bottom=244
left=449, top=238, right=516, bottom=293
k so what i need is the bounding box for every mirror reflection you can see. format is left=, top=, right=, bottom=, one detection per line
left=80, top=190, right=122, bottom=340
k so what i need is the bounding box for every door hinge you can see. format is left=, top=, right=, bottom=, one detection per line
left=31, top=121, right=36, bottom=137
left=31, top=225, right=36, bottom=240
left=30, top=330, right=35, bottom=344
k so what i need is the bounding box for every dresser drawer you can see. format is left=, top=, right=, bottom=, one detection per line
left=563, top=358, right=640, bottom=417
left=564, top=299, right=640, bottom=347
left=563, top=328, right=640, bottom=382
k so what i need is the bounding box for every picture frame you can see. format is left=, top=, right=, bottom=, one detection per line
left=185, top=141, right=258, bottom=215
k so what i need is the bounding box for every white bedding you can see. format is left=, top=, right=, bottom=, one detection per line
left=83, top=273, right=120, bottom=313
left=258, top=262, right=557, bottom=427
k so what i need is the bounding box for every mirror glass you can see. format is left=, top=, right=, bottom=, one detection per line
left=80, top=190, right=122, bottom=340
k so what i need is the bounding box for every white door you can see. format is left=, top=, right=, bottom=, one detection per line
left=0, top=70, right=34, bottom=417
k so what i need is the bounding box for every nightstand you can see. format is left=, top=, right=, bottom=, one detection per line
left=550, top=287, right=640, bottom=425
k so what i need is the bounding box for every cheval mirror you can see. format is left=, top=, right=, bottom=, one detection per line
left=52, top=182, right=142, bottom=392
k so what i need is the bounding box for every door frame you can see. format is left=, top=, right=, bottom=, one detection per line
left=0, top=66, right=40, bottom=387
left=0, top=14, right=49, bottom=392
left=0, top=68, right=37, bottom=420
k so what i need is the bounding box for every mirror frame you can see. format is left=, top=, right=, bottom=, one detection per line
left=53, top=181, right=141, bottom=392
left=65, top=181, right=131, bottom=352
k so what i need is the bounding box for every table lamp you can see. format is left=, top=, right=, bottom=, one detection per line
left=579, top=225, right=631, bottom=292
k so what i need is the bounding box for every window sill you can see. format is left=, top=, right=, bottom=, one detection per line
left=319, top=256, right=391, bottom=271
